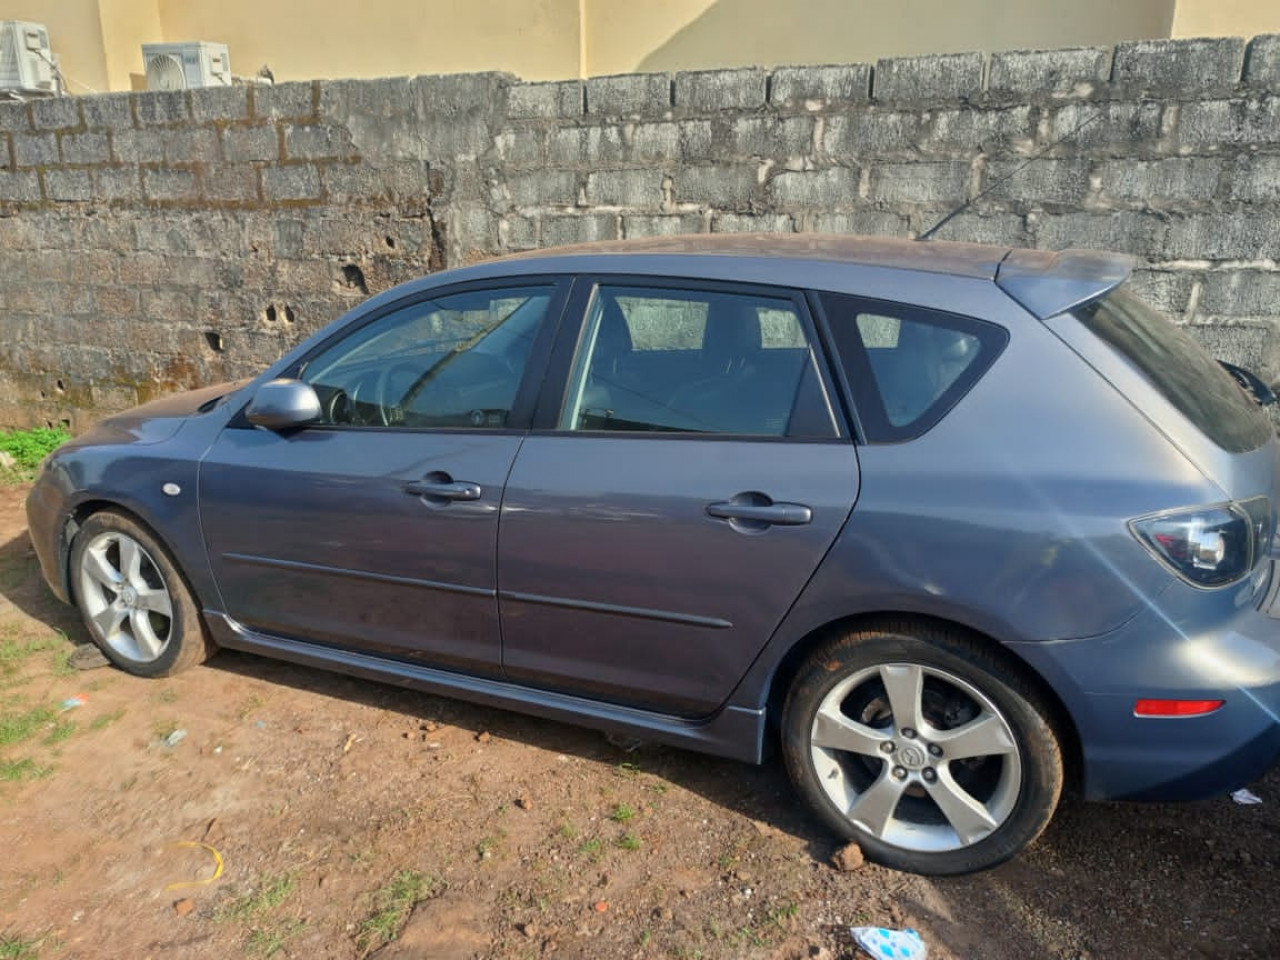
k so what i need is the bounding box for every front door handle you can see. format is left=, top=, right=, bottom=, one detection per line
left=706, top=496, right=812, bottom=527
left=404, top=478, right=482, bottom=501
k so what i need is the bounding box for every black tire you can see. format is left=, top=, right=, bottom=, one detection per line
left=69, top=509, right=214, bottom=678
left=781, top=620, right=1062, bottom=875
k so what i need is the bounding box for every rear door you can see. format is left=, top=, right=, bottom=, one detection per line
left=497, top=279, right=860, bottom=716
left=200, top=280, right=567, bottom=674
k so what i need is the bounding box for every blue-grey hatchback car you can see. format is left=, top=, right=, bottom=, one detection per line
left=26, top=235, right=1280, bottom=874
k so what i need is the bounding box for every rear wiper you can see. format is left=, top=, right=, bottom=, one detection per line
left=1219, top=361, right=1278, bottom=407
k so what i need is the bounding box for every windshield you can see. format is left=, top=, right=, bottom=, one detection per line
left=1074, top=287, right=1272, bottom=454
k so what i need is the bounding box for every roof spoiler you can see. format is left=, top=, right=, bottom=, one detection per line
left=995, top=248, right=1133, bottom=319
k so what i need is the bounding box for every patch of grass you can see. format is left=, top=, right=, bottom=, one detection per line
left=89, top=708, right=125, bottom=731
left=356, top=869, right=438, bottom=956
left=555, top=822, right=575, bottom=839
left=615, top=761, right=641, bottom=779
left=0, top=933, right=42, bottom=960
left=247, top=919, right=305, bottom=958
left=0, top=635, right=61, bottom=672
left=617, top=832, right=641, bottom=851
left=577, top=837, right=604, bottom=861
left=42, top=720, right=76, bottom=745
left=610, top=803, right=636, bottom=823
left=215, top=873, right=298, bottom=924
left=0, top=759, right=53, bottom=784
left=0, top=705, right=56, bottom=748
left=0, top=428, right=70, bottom=483
left=153, top=687, right=179, bottom=704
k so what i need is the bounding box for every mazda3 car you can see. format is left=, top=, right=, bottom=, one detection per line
left=25, top=235, right=1280, bottom=875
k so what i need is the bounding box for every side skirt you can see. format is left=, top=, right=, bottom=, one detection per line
left=204, top=611, right=766, bottom=764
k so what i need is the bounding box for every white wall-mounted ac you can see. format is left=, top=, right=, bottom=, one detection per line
left=142, top=42, right=231, bottom=91
left=0, top=21, right=57, bottom=98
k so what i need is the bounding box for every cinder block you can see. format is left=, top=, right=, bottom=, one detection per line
left=414, top=73, right=511, bottom=116
left=1177, top=98, right=1280, bottom=146
left=917, top=212, right=1024, bottom=245
left=0, top=170, right=40, bottom=202
left=1033, top=211, right=1165, bottom=254
left=675, top=68, right=766, bottom=111
left=163, top=127, right=220, bottom=164
left=586, top=73, right=671, bottom=117
left=1113, top=37, right=1245, bottom=93
left=13, top=133, right=57, bottom=168
left=191, top=85, right=250, bottom=123
left=262, top=164, right=323, bottom=202
left=134, top=91, right=190, bottom=126
left=30, top=97, right=80, bottom=131
left=93, top=166, right=142, bottom=202
left=0, top=101, right=29, bottom=132
left=770, top=167, right=860, bottom=208
left=1048, top=100, right=1163, bottom=148
left=540, top=213, right=618, bottom=246
left=874, top=52, right=983, bottom=101
left=923, top=107, right=1036, bottom=155
left=548, top=126, right=624, bottom=165
left=502, top=216, right=539, bottom=251
left=713, top=213, right=793, bottom=234
left=80, top=93, right=133, bottom=130
left=203, top=165, right=260, bottom=203
left=1126, top=270, right=1197, bottom=315
left=586, top=168, right=663, bottom=208
left=508, top=80, right=583, bottom=119
left=769, top=64, right=871, bottom=106
left=143, top=168, right=198, bottom=202
left=730, top=116, right=814, bottom=157
left=1244, top=35, right=1280, bottom=88
left=824, top=110, right=924, bottom=156
left=1199, top=270, right=1280, bottom=315
left=284, top=124, right=356, bottom=161
left=630, top=121, right=711, bottom=162
left=43, top=169, right=93, bottom=201
left=1097, top=158, right=1224, bottom=204
left=868, top=162, right=969, bottom=204
left=1165, top=215, right=1280, bottom=260
left=254, top=82, right=316, bottom=120
left=1231, top=155, right=1280, bottom=201
left=674, top=165, right=757, bottom=208
left=494, top=128, right=545, bottom=165
left=60, top=131, right=111, bottom=165
left=984, top=158, right=1090, bottom=203
left=111, top=129, right=166, bottom=164
left=94, top=286, right=140, bottom=319
left=1184, top=322, right=1271, bottom=372
left=986, top=47, right=1110, bottom=98
left=623, top=214, right=706, bottom=238
left=508, top=169, right=579, bottom=207
left=811, top=210, right=910, bottom=237
left=222, top=125, right=280, bottom=163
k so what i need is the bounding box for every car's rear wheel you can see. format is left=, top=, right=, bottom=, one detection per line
left=781, top=621, right=1062, bottom=875
left=70, top=510, right=213, bottom=677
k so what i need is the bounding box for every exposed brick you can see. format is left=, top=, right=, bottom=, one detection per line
left=548, top=126, right=624, bottom=166
left=43, top=169, right=93, bottom=202
left=1199, top=271, right=1280, bottom=316
left=30, top=97, right=80, bottom=131
left=1048, top=100, right=1163, bottom=149
left=541, top=213, right=618, bottom=246
left=508, top=80, right=583, bottom=118
left=922, top=107, right=1036, bottom=155
left=1033, top=211, right=1165, bottom=254
left=1127, top=270, right=1197, bottom=316
left=874, top=52, right=983, bottom=101
left=769, top=64, right=871, bottom=105
left=1177, top=98, right=1280, bottom=147
left=1231, top=155, right=1280, bottom=201
left=508, top=169, right=579, bottom=207
left=202, top=165, right=260, bottom=203
left=586, top=168, right=663, bottom=208
left=986, top=47, right=1110, bottom=98
left=1113, top=37, right=1245, bottom=94
left=869, top=162, right=969, bottom=204
left=0, top=170, right=40, bottom=202
left=1244, top=35, right=1280, bottom=88
left=111, top=129, right=166, bottom=164
left=254, top=82, right=316, bottom=120
left=262, top=164, right=323, bottom=202
left=630, top=121, right=711, bottom=162
left=93, top=166, right=142, bottom=202
left=1165, top=215, right=1280, bottom=261
left=222, top=126, right=280, bottom=163
left=921, top=212, right=1025, bottom=245
left=134, top=91, right=190, bottom=126
left=13, top=133, right=57, bottom=168
left=675, top=165, right=758, bottom=207
left=770, top=167, right=860, bottom=208
left=730, top=117, right=813, bottom=157
left=191, top=85, right=250, bottom=123
left=675, top=68, right=766, bottom=111
left=623, top=214, right=706, bottom=238
left=61, top=132, right=111, bottom=165
left=586, top=73, right=671, bottom=117
left=985, top=158, right=1090, bottom=203
left=1097, top=158, right=1224, bottom=204
left=284, top=124, right=356, bottom=161
left=502, top=215, right=539, bottom=250
left=811, top=210, right=909, bottom=236
left=713, top=213, right=793, bottom=233
left=80, top=93, right=133, bottom=130
left=163, top=128, right=220, bottom=165
left=0, top=101, right=29, bottom=133
left=143, top=168, right=199, bottom=202
left=495, top=128, right=545, bottom=165
left=824, top=110, right=924, bottom=156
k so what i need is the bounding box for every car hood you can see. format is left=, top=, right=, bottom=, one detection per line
left=76, top=379, right=251, bottom=447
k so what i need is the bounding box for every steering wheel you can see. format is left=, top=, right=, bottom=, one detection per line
left=374, top=362, right=423, bottom=426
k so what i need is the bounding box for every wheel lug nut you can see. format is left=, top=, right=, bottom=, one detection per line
left=927, top=744, right=942, bottom=757
left=879, top=741, right=895, bottom=754
left=901, top=727, right=916, bottom=739
left=892, top=766, right=907, bottom=780
left=922, top=768, right=937, bottom=782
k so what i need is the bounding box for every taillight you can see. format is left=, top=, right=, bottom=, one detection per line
left=1130, top=497, right=1272, bottom=588
left=1134, top=698, right=1224, bottom=717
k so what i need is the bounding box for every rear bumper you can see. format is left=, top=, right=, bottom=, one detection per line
left=1011, top=565, right=1280, bottom=801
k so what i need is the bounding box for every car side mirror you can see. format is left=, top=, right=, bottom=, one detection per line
left=245, top=379, right=323, bottom=430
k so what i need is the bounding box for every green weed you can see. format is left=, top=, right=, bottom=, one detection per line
left=617, top=832, right=641, bottom=851
left=43, top=720, right=76, bottom=745
left=610, top=803, right=636, bottom=823
left=0, top=933, right=42, bottom=960
left=356, top=870, right=438, bottom=956
left=246, top=919, right=305, bottom=958
left=215, top=873, right=298, bottom=923
left=0, top=759, right=52, bottom=783
left=0, top=427, right=70, bottom=482
left=89, top=709, right=125, bottom=731
left=0, top=705, right=56, bottom=747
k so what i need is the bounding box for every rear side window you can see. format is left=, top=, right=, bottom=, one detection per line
left=820, top=294, right=1007, bottom=442
left=1073, top=288, right=1271, bottom=454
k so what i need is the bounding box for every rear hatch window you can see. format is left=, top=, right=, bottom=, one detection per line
left=1074, top=288, right=1272, bottom=454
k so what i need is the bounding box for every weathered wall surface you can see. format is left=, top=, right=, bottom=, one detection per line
left=1, top=35, right=1279, bottom=428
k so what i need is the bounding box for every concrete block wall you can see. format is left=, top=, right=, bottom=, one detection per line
left=0, top=35, right=1278, bottom=428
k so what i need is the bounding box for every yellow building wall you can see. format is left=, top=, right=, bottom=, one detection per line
left=156, top=0, right=582, bottom=83
left=98, top=0, right=162, bottom=91
left=0, top=0, right=109, bottom=93
left=586, top=0, right=1178, bottom=76
left=1172, top=0, right=1280, bottom=38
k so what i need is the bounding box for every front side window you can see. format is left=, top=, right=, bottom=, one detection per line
left=300, top=286, right=552, bottom=428
left=560, top=285, right=838, bottom=438
left=822, top=293, right=1007, bottom=442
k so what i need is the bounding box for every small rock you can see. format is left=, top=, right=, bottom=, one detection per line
left=831, top=842, right=865, bottom=872
left=0, top=450, right=14, bottom=469
left=652, top=906, right=673, bottom=922
left=476, top=731, right=492, bottom=744
left=518, top=921, right=538, bottom=938
left=173, top=899, right=195, bottom=916
left=516, top=794, right=533, bottom=811
left=422, top=721, right=439, bottom=732
left=592, top=900, right=609, bottom=913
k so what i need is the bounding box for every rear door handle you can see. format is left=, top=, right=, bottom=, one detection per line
left=404, top=479, right=482, bottom=501
left=706, top=499, right=812, bottom=527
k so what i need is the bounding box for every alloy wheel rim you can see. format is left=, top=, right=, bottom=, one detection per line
left=808, top=662, right=1022, bottom=853
left=77, top=531, right=174, bottom=663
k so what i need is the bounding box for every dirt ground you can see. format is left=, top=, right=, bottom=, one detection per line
left=1, top=482, right=1278, bottom=960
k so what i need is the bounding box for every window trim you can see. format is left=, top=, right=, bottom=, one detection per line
left=815, top=292, right=1009, bottom=444
left=232, top=276, right=574, bottom=434
left=531, top=275, right=851, bottom=443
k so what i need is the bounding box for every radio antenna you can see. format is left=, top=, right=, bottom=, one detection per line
left=916, top=106, right=1109, bottom=242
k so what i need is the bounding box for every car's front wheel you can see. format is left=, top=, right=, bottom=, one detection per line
left=781, top=621, right=1063, bottom=875
left=70, top=510, right=213, bottom=677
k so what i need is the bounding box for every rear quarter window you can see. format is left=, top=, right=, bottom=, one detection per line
left=1073, top=288, right=1272, bottom=454
left=819, top=293, right=1008, bottom=442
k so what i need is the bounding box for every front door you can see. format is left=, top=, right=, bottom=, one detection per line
left=498, top=281, right=860, bottom=716
left=200, top=280, right=565, bottom=674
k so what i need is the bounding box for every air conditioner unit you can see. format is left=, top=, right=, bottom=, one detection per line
left=0, top=21, right=57, bottom=98
left=142, top=42, right=231, bottom=91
